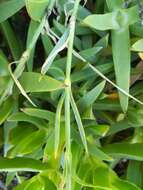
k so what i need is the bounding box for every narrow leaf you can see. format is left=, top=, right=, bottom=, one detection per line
left=54, top=93, right=65, bottom=158
left=70, top=91, right=88, bottom=154
left=102, top=143, right=143, bottom=161
left=41, top=29, right=69, bottom=75
left=0, top=157, right=49, bottom=172
left=78, top=81, right=106, bottom=111
left=22, top=108, right=55, bottom=122
left=8, top=112, right=47, bottom=128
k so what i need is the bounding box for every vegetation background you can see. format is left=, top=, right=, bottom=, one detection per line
left=1, top=0, right=143, bottom=189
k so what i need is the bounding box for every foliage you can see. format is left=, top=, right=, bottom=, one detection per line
left=0, top=0, right=143, bottom=189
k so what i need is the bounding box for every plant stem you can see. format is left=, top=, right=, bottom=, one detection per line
left=65, top=88, right=72, bottom=189
left=64, top=0, right=80, bottom=189
left=65, top=0, right=81, bottom=81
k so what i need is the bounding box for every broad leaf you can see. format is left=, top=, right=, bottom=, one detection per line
left=25, top=0, right=49, bottom=21
left=19, top=72, right=64, bottom=92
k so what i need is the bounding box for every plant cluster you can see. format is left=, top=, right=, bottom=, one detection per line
left=1, top=0, right=143, bottom=190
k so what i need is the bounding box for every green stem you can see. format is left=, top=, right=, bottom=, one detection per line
left=54, top=92, right=65, bottom=158
left=65, top=0, right=81, bottom=81
left=65, top=88, right=72, bottom=190
left=64, top=0, right=80, bottom=189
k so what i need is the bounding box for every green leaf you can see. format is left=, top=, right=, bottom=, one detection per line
left=70, top=92, right=88, bottom=154
left=86, top=124, right=110, bottom=137
left=71, top=63, right=113, bottom=83
left=54, top=93, right=65, bottom=158
left=113, top=178, right=141, bottom=190
left=6, top=172, right=16, bottom=187
left=23, top=178, right=44, bottom=190
left=39, top=173, right=57, bottom=190
left=0, top=157, right=49, bottom=172
left=102, top=143, right=143, bottom=161
left=22, top=108, right=55, bottom=122
left=132, top=39, right=143, bottom=52
left=107, top=120, right=131, bottom=136
left=41, top=34, right=54, bottom=56
left=82, top=12, right=119, bottom=30
left=0, top=0, right=25, bottom=23
left=25, top=0, right=49, bottom=21
left=0, top=97, right=13, bottom=125
left=106, top=0, right=123, bottom=10
left=19, top=72, right=64, bottom=92
left=78, top=81, right=106, bottom=111
left=1, top=20, right=22, bottom=60
left=111, top=27, right=130, bottom=112
left=127, top=161, right=143, bottom=188
left=8, top=129, right=47, bottom=157
left=82, top=5, right=140, bottom=112
left=9, top=125, right=36, bottom=145
left=82, top=6, right=139, bottom=31
left=0, top=51, right=9, bottom=76
left=41, top=29, right=69, bottom=75
left=8, top=112, right=47, bottom=128
left=88, top=143, right=113, bottom=161
left=26, top=20, right=39, bottom=71
left=48, top=67, right=65, bottom=81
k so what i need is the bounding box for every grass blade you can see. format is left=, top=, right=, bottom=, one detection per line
left=111, top=27, right=130, bottom=112
left=102, top=143, right=143, bottom=161
left=77, top=80, right=106, bottom=111
left=41, top=29, right=69, bottom=75
left=70, top=91, right=88, bottom=154
left=54, top=93, right=65, bottom=158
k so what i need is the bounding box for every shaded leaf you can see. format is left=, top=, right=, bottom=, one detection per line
left=0, top=0, right=25, bottom=23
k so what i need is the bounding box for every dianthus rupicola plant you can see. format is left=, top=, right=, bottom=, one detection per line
left=1, top=0, right=143, bottom=189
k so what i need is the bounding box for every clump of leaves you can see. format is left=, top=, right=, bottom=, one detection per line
left=1, top=0, right=143, bottom=189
